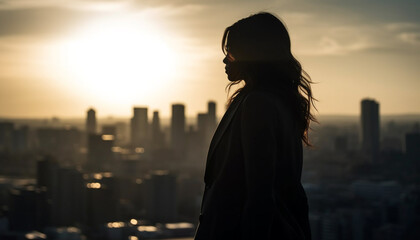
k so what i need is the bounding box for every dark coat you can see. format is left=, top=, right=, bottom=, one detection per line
left=194, top=89, right=311, bottom=240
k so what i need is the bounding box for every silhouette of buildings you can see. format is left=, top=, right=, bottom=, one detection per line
left=143, top=171, right=177, bottom=222
left=0, top=122, right=30, bottom=153
left=207, top=101, right=217, bottom=132
left=195, top=101, right=217, bottom=152
left=2, top=98, right=420, bottom=239
left=87, top=134, right=114, bottom=172
left=55, top=167, right=84, bottom=226
left=131, top=107, right=149, bottom=148
left=361, top=99, right=380, bottom=160
left=36, top=157, right=83, bottom=227
left=8, top=185, right=49, bottom=232
left=405, top=132, right=420, bottom=161
left=36, top=156, right=59, bottom=226
left=151, top=111, right=165, bottom=150
left=0, top=122, right=14, bottom=151
left=171, top=104, right=186, bottom=156
left=85, top=173, right=119, bottom=227
left=86, top=108, right=97, bottom=134
left=197, top=113, right=209, bottom=143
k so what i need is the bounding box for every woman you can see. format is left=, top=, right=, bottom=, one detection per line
left=194, top=12, right=315, bottom=240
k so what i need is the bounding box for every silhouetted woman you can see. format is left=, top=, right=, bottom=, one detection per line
left=194, top=12, right=315, bottom=240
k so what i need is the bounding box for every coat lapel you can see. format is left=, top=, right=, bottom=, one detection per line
left=204, top=93, right=245, bottom=183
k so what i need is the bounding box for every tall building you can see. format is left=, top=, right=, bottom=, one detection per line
left=87, top=134, right=114, bottom=172
left=207, top=101, right=217, bottom=130
left=405, top=132, right=420, bottom=161
left=37, top=156, right=59, bottom=225
left=131, top=107, right=148, bottom=148
left=197, top=113, right=210, bottom=146
left=86, top=108, right=97, bottom=134
left=85, top=173, right=118, bottom=226
left=143, top=171, right=177, bottom=222
left=55, top=167, right=84, bottom=226
left=8, top=185, right=49, bottom=231
left=152, top=111, right=164, bottom=149
left=0, top=122, right=14, bottom=151
left=361, top=99, right=380, bottom=160
left=171, top=104, right=186, bottom=153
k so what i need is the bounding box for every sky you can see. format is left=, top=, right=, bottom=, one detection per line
left=0, top=0, right=419, bottom=118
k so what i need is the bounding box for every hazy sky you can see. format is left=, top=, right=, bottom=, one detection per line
left=0, top=0, right=419, bottom=118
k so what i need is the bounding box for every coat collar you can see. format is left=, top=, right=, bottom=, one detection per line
left=204, top=92, right=246, bottom=183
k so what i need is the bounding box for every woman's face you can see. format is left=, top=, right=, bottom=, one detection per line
left=223, top=52, right=242, bottom=81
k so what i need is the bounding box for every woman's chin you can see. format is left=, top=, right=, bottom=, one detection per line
left=227, top=74, right=241, bottom=82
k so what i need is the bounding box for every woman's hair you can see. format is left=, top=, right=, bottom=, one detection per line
left=222, top=12, right=316, bottom=146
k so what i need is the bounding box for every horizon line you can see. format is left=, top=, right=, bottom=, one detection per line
left=2, top=113, right=420, bottom=120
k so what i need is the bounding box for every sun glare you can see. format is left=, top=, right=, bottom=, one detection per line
left=53, top=17, right=178, bottom=105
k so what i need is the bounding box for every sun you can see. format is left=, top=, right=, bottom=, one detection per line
left=53, top=17, right=178, bottom=105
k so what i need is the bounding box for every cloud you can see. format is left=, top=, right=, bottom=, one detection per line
left=398, top=32, right=420, bottom=46
left=384, top=22, right=420, bottom=47
left=386, top=22, right=419, bottom=31
left=0, top=7, right=101, bottom=37
left=0, top=0, right=130, bottom=10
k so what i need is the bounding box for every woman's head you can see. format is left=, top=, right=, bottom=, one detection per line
left=222, top=12, right=291, bottom=64
left=223, top=12, right=317, bottom=146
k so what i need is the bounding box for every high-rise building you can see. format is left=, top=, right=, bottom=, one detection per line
left=171, top=104, right=186, bottom=153
left=197, top=113, right=209, bottom=145
left=131, top=107, right=148, bottom=148
left=87, top=134, right=114, bottom=172
left=207, top=101, right=217, bottom=130
left=197, top=113, right=209, bottom=132
left=361, top=99, right=380, bottom=160
left=405, top=132, right=420, bottom=161
left=56, top=167, right=84, bottom=226
left=152, top=111, right=164, bottom=149
left=37, top=156, right=59, bottom=225
left=0, top=122, right=14, bottom=151
left=86, top=108, right=97, bottom=134
left=85, top=173, right=118, bottom=226
left=8, top=185, right=49, bottom=231
left=143, top=171, right=177, bottom=222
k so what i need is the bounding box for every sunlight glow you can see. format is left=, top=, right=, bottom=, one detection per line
left=54, top=17, right=178, bottom=105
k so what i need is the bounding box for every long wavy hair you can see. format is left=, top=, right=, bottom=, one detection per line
left=222, top=12, right=316, bottom=146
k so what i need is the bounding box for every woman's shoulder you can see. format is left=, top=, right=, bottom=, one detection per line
left=241, top=89, right=294, bottom=125
left=242, top=89, right=284, bottom=109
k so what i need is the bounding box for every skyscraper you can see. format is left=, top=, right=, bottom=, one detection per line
left=207, top=101, right=217, bottom=134
left=405, top=132, right=420, bottom=161
left=197, top=113, right=210, bottom=147
left=37, top=156, right=59, bottom=225
left=0, top=122, right=14, bottom=151
left=131, top=107, right=148, bottom=148
left=152, top=111, right=164, bottom=149
left=87, top=134, right=114, bottom=172
left=171, top=104, right=186, bottom=153
left=143, top=171, right=177, bottom=222
left=86, top=108, right=97, bottom=134
left=361, top=99, right=380, bottom=160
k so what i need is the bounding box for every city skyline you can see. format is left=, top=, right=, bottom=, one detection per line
left=0, top=0, right=419, bottom=118
left=1, top=87, right=419, bottom=239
